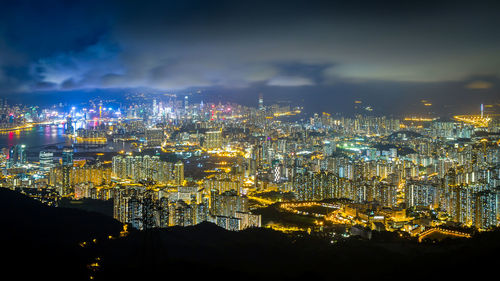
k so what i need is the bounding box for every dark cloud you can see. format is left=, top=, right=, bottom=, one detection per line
left=32, top=81, right=57, bottom=91
left=60, top=78, right=77, bottom=90
left=272, top=62, right=333, bottom=85
left=0, top=0, right=499, bottom=101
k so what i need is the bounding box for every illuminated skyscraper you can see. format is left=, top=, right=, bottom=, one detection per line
left=65, top=116, right=74, bottom=135
left=475, top=190, right=497, bottom=229
left=7, top=146, right=16, bottom=168
left=39, top=151, right=54, bottom=171
left=405, top=182, right=438, bottom=209
left=18, top=144, right=26, bottom=164
left=7, top=144, right=26, bottom=168
left=174, top=161, right=184, bottom=186
left=61, top=147, right=74, bottom=196
left=258, top=93, right=264, bottom=110
left=234, top=211, right=262, bottom=229
left=210, top=190, right=248, bottom=217
left=98, top=100, right=103, bottom=118
left=215, top=216, right=241, bottom=231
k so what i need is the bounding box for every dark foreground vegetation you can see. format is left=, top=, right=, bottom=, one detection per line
left=1, top=188, right=498, bottom=281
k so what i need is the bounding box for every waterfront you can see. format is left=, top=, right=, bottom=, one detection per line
left=0, top=125, right=136, bottom=160
left=0, top=125, right=69, bottom=152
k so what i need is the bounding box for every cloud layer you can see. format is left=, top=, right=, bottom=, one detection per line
left=0, top=0, right=499, bottom=94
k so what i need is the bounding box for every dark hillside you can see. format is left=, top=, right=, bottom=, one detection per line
left=2, top=188, right=499, bottom=281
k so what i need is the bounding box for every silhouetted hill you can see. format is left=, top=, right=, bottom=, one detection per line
left=0, top=189, right=122, bottom=244
left=0, top=188, right=122, bottom=281
left=2, top=188, right=500, bottom=281
left=95, top=224, right=500, bottom=281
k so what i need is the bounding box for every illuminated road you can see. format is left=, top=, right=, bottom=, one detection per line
left=418, top=227, right=471, bottom=242
left=453, top=114, right=499, bottom=127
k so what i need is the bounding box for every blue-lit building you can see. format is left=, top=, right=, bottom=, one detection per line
left=61, top=147, right=74, bottom=196
left=7, top=144, right=26, bottom=168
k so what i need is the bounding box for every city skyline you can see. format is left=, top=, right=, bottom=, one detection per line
left=0, top=1, right=499, bottom=116
left=1, top=94, right=498, bottom=230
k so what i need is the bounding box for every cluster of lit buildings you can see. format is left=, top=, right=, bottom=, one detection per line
left=112, top=155, right=184, bottom=185
left=112, top=185, right=259, bottom=231
left=1, top=95, right=499, bottom=238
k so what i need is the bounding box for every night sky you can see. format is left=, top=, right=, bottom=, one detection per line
left=1, top=0, right=499, bottom=114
